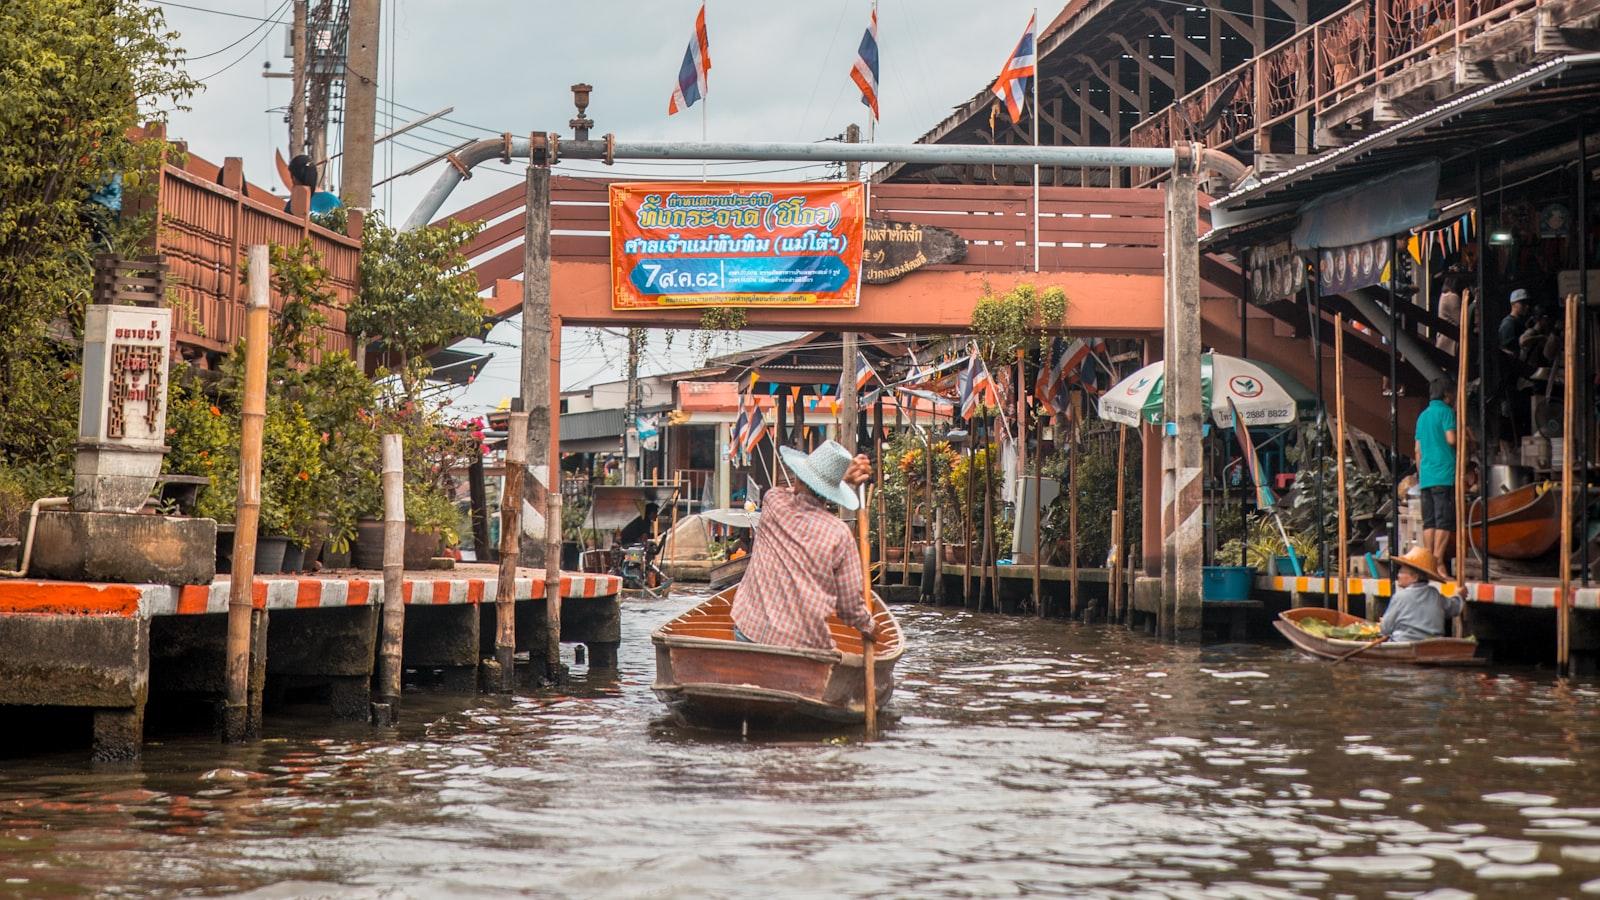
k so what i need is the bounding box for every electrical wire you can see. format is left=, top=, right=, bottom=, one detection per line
left=191, top=5, right=282, bottom=82
left=155, top=1, right=288, bottom=24
left=179, top=0, right=290, bottom=62
left=794, top=0, right=855, bottom=141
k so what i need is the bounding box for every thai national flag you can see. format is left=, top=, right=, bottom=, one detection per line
left=958, top=352, right=981, bottom=421
left=730, top=395, right=749, bottom=460
left=668, top=3, right=711, bottom=115
left=854, top=350, right=874, bottom=391
left=850, top=6, right=880, bottom=121
left=990, top=13, right=1036, bottom=125
left=743, top=403, right=767, bottom=452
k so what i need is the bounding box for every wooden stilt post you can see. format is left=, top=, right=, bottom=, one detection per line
left=1560, top=293, right=1578, bottom=675
left=223, top=244, right=270, bottom=743
left=543, top=324, right=563, bottom=682
left=874, top=397, right=886, bottom=589
left=1069, top=404, right=1081, bottom=619
left=925, top=425, right=936, bottom=601
left=1456, top=294, right=1471, bottom=587
left=1112, top=424, right=1129, bottom=622
left=493, top=409, right=527, bottom=691
left=963, top=426, right=974, bottom=609
left=982, top=414, right=996, bottom=611
left=375, top=433, right=405, bottom=724
left=1335, top=313, right=1350, bottom=618
left=1032, top=410, right=1044, bottom=617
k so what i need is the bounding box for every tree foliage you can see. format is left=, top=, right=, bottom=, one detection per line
left=347, top=214, right=486, bottom=395
left=0, top=0, right=195, bottom=490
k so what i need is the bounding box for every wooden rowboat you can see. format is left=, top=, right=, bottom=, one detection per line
left=1274, top=607, right=1482, bottom=666
left=652, top=587, right=903, bottom=728
left=1467, top=481, right=1562, bottom=560
left=707, top=553, right=749, bottom=590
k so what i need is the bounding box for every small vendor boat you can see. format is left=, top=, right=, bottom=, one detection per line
left=652, top=586, right=903, bottom=729
left=1467, top=481, right=1562, bottom=560
left=1274, top=607, right=1482, bottom=666
left=706, top=553, right=749, bottom=590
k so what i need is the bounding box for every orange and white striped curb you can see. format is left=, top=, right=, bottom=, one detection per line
left=1255, top=574, right=1600, bottom=609
left=0, top=570, right=622, bottom=618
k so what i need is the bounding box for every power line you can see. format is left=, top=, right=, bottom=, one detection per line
left=179, top=0, right=290, bottom=62
left=155, top=1, right=288, bottom=25
left=191, top=6, right=282, bottom=82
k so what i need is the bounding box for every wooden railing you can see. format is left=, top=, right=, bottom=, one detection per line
left=1127, top=0, right=1538, bottom=174
left=152, top=155, right=359, bottom=360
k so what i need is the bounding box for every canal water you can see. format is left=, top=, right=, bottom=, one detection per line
left=4, top=594, right=1600, bottom=898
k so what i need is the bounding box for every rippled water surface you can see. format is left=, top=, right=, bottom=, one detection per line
left=5, top=594, right=1600, bottom=897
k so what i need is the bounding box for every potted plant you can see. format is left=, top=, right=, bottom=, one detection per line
left=260, top=398, right=323, bottom=573
left=164, top=373, right=242, bottom=571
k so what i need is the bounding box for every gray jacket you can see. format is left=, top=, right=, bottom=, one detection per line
left=1381, top=583, right=1462, bottom=643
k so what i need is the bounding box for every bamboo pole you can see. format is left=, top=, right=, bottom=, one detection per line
left=1455, top=293, right=1471, bottom=587
left=875, top=398, right=886, bottom=590
left=1032, top=410, right=1044, bottom=617
left=222, top=244, right=270, bottom=743
left=1069, top=406, right=1081, bottom=619
left=963, top=429, right=974, bottom=608
left=858, top=487, right=876, bottom=739
left=1560, top=293, right=1578, bottom=675
left=1335, top=314, right=1350, bottom=617
left=493, top=410, right=527, bottom=691
left=375, top=433, right=405, bottom=724
left=982, top=415, right=996, bottom=611
left=1112, top=424, right=1129, bottom=622
left=924, top=428, right=935, bottom=601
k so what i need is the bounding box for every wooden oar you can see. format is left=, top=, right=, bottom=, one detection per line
left=1332, top=635, right=1387, bottom=664
left=858, top=485, right=877, bottom=739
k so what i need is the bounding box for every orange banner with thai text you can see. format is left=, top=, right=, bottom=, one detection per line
left=609, top=181, right=865, bottom=310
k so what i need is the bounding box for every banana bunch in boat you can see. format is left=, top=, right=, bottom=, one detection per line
left=1295, top=618, right=1382, bottom=641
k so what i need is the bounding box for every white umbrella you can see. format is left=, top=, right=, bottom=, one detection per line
left=1097, top=353, right=1299, bottom=429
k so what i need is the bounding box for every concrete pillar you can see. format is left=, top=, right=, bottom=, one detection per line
left=1164, top=145, right=1206, bottom=642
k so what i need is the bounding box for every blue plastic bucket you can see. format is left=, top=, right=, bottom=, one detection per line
left=1203, top=565, right=1256, bottom=602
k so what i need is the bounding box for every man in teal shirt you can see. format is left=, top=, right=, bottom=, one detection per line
left=1414, top=379, right=1458, bottom=573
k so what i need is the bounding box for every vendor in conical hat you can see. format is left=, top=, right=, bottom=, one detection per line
left=731, top=439, right=878, bottom=650
left=1379, top=546, right=1462, bottom=643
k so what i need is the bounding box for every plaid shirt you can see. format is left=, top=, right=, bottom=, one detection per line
left=731, top=486, right=872, bottom=649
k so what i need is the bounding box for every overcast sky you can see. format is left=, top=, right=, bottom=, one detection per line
left=149, top=0, right=1042, bottom=412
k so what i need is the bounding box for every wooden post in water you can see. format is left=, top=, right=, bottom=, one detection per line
left=874, top=397, right=886, bottom=589
left=982, top=415, right=996, bottom=611
left=1455, top=294, right=1471, bottom=587
left=1032, top=410, right=1044, bottom=617
left=223, top=244, right=270, bottom=743
left=1112, top=424, right=1129, bottom=622
left=963, top=427, right=974, bottom=609
left=1560, top=293, right=1578, bottom=675
left=543, top=325, right=564, bottom=683
left=375, top=433, right=405, bottom=724
left=493, top=410, right=527, bottom=691
left=1334, top=314, right=1350, bottom=617
left=1069, top=403, right=1081, bottom=619
left=858, top=487, right=876, bottom=739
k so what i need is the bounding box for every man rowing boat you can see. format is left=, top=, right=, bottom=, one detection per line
left=731, top=440, right=878, bottom=650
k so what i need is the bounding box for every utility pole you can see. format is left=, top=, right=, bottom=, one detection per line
left=624, top=329, right=641, bottom=486
left=289, top=0, right=307, bottom=158
left=841, top=123, right=861, bottom=458
left=1162, top=144, right=1205, bottom=641
left=338, top=0, right=379, bottom=209
left=519, top=133, right=562, bottom=683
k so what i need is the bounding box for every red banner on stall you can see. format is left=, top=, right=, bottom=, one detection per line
left=609, top=181, right=865, bottom=310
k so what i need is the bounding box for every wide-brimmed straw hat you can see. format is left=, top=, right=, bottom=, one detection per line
left=1384, top=545, right=1448, bottom=583
left=778, top=440, right=860, bottom=510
